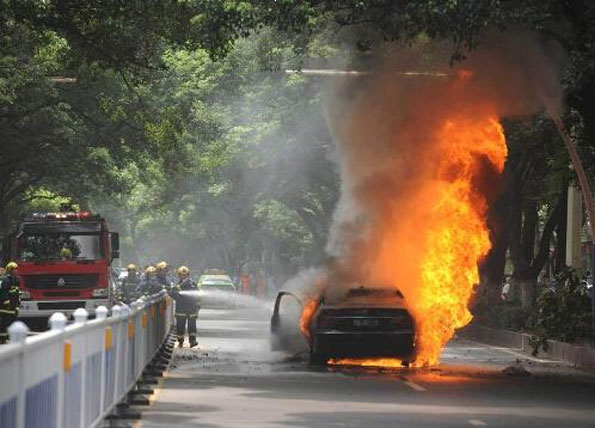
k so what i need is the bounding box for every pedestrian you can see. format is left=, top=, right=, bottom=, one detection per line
left=241, top=273, right=250, bottom=295
left=501, top=276, right=512, bottom=301
left=170, top=266, right=200, bottom=348
left=0, top=262, right=20, bottom=343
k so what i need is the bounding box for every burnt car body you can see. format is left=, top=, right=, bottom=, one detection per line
left=310, top=287, right=416, bottom=364
left=271, top=286, right=416, bottom=365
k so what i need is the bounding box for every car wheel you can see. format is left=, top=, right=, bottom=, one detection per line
left=401, top=354, right=417, bottom=367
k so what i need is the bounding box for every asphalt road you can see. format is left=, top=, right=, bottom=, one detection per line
left=136, top=305, right=595, bottom=428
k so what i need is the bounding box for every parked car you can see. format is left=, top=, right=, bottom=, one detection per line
left=198, top=273, right=237, bottom=308
left=271, top=286, right=416, bottom=365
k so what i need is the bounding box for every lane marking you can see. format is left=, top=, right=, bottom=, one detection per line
left=401, top=378, right=426, bottom=392
left=468, top=419, right=487, bottom=426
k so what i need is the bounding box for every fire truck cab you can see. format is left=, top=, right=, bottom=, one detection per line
left=3, top=210, right=119, bottom=319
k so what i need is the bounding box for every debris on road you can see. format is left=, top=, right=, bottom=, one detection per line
left=503, top=359, right=531, bottom=377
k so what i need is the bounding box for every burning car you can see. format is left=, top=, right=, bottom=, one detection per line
left=271, top=286, right=416, bottom=365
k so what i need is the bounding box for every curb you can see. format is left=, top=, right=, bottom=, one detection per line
left=459, top=324, right=595, bottom=369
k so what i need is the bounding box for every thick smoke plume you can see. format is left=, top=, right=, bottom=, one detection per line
left=303, top=33, right=562, bottom=365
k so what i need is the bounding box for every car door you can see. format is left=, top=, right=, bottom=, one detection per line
left=270, top=291, right=308, bottom=352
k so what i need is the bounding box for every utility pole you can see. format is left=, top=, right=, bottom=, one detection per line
left=566, top=185, right=582, bottom=270
left=284, top=69, right=448, bottom=77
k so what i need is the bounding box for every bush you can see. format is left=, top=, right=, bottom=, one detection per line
left=473, top=300, right=532, bottom=331
left=528, top=268, right=593, bottom=355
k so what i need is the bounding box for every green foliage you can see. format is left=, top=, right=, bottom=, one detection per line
left=528, top=268, right=593, bottom=354
left=1, top=0, right=595, bottom=297
left=0, top=20, right=145, bottom=230
left=84, top=25, right=341, bottom=277
left=472, top=295, right=532, bottom=332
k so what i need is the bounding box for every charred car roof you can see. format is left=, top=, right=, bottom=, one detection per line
left=321, top=286, right=406, bottom=307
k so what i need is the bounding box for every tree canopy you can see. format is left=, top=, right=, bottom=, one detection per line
left=2, top=0, right=595, bottom=299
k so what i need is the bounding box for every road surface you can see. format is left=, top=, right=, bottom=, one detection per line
left=136, top=305, right=595, bottom=428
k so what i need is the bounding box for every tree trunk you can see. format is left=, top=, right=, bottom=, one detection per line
left=511, top=192, right=566, bottom=307
left=479, top=166, right=515, bottom=304
left=529, top=188, right=567, bottom=280
left=480, top=204, right=511, bottom=303
left=510, top=204, right=538, bottom=307
left=555, top=219, right=567, bottom=276
left=518, top=278, right=536, bottom=308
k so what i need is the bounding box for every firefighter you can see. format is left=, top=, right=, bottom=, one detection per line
left=119, top=264, right=141, bottom=303
left=0, top=262, right=20, bottom=343
left=170, top=266, right=199, bottom=348
left=139, top=266, right=162, bottom=296
left=155, top=261, right=173, bottom=291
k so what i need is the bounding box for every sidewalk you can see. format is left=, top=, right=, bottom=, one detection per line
left=460, top=323, right=595, bottom=370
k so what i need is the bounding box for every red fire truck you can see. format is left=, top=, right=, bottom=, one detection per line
left=3, top=210, right=119, bottom=320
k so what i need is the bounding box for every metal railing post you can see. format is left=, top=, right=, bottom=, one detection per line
left=73, top=308, right=88, bottom=428
left=96, top=306, right=108, bottom=417
left=110, top=305, right=123, bottom=406
left=122, top=304, right=131, bottom=394
left=49, top=313, right=68, bottom=428
left=8, top=321, right=29, bottom=428
left=131, top=299, right=142, bottom=380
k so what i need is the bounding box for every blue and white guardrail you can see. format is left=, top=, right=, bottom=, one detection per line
left=0, top=291, right=173, bottom=428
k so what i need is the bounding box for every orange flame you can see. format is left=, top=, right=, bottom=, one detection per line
left=411, top=115, right=506, bottom=365
left=457, top=69, right=475, bottom=81
left=299, top=298, right=319, bottom=344
left=328, top=358, right=408, bottom=368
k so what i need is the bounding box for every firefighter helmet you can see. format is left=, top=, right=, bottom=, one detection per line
left=156, top=261, right=168, bottom=271
left=127, top=264, right=138, bottom=271
left=176, top=266, right=190, bottom=277
left=6, top=262, right=18, bottom=272
left=145, top=266, right=156, bottom=275
left=60, top=248, right=73, bottom=260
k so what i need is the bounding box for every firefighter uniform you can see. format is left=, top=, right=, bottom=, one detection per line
left=156, top=261, right=173, bottom=291
left=0, top=262, right=20, bottom=343
left=119, top=264, right=141, bottom=303
left=170, top=266, right=200, bottom=347
left=139, top=266, right=162, bottom=297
